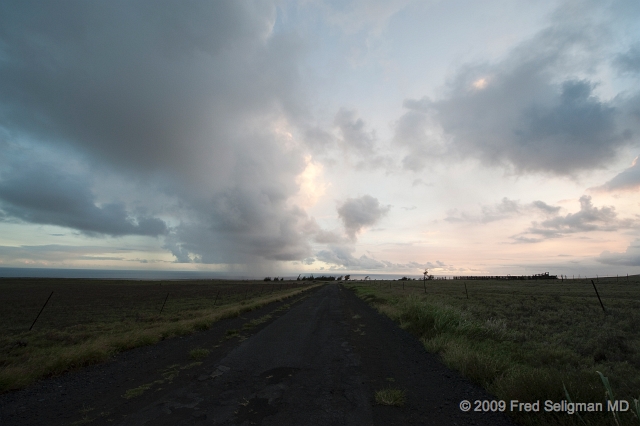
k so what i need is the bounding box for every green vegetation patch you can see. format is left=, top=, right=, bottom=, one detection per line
left=375, top=388, right=406, bottom=406
left=242, top=314, right=272, bottom=330
left=123, top=382, right=155, bottom=399
left=189, top=348, right=210, bottom=360
left=225, top=329, right=239, bottom=339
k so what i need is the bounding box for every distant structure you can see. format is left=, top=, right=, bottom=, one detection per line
left=453, top=272, right=557, bottom=280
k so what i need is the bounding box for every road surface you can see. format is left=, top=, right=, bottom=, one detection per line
left=0, top=284, right=515, bottom=425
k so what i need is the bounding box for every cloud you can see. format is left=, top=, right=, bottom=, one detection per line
left=393, top=103, right=445, bottom=172
left=316, top=246, right=386, bottom=269
left=315, top=244, right=448, bottom=271
left=316, top=0, right=412, bottom=36
left=334, top=108, right=377, bottom=157
left=393, top=3, right=638, bottom=175
left=0, top=162, right=167, bottom=237
left=614, top=44, right=640, bottom=75
left=531, top=200, right=561, bottom=215
left=598, top=239, right=640, bottom=266
left=0, top=1, right=322, bottom=264
left=445, top=197, right=558, bottom=224
left=169, top=192, right=318, bottom=264
left=333, top=108, right=393, bottom=169
left=337, top=195, right=390, bottom=239
left=516, top=195, right=637, bottom=241
left=411, top=179, right=433, bottom=187
left=0, top=244, right=131, bottom=264
left=593, top=156, right=640, bottom=192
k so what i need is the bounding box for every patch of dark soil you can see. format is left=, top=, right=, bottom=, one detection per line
left=235, top=397, right=278, bottom=425
left=261, top=367, right=300, bottom=385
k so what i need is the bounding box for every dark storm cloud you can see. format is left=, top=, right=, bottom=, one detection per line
left=0, top=1, right=319, bottom=264
left=515, top=196, right=637, bottom=242
left=0, top=1, right=304, bottom=180
left=394, top=4, right=638, bottom=176
left=165, top=189, right=320, bottom=264
left=337, top=195, right=390, bottom=239
left=0, top=163, right=167, bottom=236
left=598, top=240, right=640, bottom=266
left=614, top=44, right=640, bottom=75
left=593, top=157, right=640, bottom=191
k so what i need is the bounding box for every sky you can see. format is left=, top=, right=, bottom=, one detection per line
left=1, top=0, right=639, bottom=278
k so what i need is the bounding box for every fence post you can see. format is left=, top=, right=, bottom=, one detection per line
left=591, top=280, right=606, bottom=313
left=160, top=292, right=170, bottom=314
left=213, top=290, right=220, bottom=307
left=464, top=282, right=468, bottom=299
left=29, top=291, right=54, bottom=331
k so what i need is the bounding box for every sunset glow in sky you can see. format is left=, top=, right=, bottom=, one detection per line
left=1, top=0, right=639, bottom=277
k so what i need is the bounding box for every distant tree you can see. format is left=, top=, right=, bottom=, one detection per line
left=337, top=275, right=343, bottom=281
left=297, top=274, right=301, bottom=281
left=314, top=275, right=336, bottom=281
left=281, top=277, right=284, bottom=281
left=264, top=277, right=272, bottom=281
left=344, top=274, right=351, bottom=281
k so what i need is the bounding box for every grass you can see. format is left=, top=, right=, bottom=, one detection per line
left=189, top=348, right=210, bottom=360
left=122, top=382, right=154, bottom=399
left=0, top=278, right=318, bottom=393
left=346, top=276, right=640, bottom=426
left=242, top=314, right=273, bottom=330
left=224, top=329, right=240, bottom=339
left=375, top=388, right=406, bottom=406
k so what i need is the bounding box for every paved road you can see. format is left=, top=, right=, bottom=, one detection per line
left=1, top=284, right=515, bottom=425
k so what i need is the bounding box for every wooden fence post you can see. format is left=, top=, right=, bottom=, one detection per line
left=591, top=280, right=606, bottom=313
left=160, top=292, right=170, bottom=314
left=30, top=291, right=54, bottom=331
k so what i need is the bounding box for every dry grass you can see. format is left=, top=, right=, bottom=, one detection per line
left=0, top=279, right=318, bottom=392
left=347, top=276, right=640, bottom=426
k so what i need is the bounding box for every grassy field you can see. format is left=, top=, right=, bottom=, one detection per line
left=346, top=276, right=640, bottom=426
left=0, top=278, right=315, bottom=393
